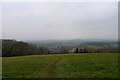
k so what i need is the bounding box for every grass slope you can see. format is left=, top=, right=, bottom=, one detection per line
left=2, top=53, right=118, bottom=78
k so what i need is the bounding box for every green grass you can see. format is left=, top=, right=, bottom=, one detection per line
left=0, top=57, right=2, bottom=79
left=2, top=53, right=118, bottom=78
left=2, top=55, right=59, bottom=78
left=55, top=53, right=118, bottom=78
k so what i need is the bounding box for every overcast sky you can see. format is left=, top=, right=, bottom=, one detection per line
left=2, top=2, right=118, bottom=40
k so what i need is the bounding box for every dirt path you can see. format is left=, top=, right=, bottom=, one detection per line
left=46, top=57, right=63, bottom=78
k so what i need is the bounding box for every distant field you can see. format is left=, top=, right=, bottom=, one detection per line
left=2, top=53, right=118, bottom=78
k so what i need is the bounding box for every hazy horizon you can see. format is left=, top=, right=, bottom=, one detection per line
left=2, top=2, right=118, bottom=41
left=1, top=38, right=118, bottom=42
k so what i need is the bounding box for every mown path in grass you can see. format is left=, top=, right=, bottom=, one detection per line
left=2, top=53, right=118, bottom=78
left=46, top=57, right=63, bottom=78
left=2, top=55, right=61, bottom=78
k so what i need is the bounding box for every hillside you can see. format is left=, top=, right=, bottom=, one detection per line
left=25, top=39, right=118, bottom=49
left=2, top=53, right=118, bottom=78
left=2, top=39, right=118, bottom=57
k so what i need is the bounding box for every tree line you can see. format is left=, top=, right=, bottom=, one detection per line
left=2, top=39, right=49, bottom=57
left=1, top=39, right=118, bottom=57
left=73, top=47, right=118, bottom=53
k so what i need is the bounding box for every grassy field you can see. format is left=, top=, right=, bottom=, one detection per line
left=2, top=53, right=118, bottom=78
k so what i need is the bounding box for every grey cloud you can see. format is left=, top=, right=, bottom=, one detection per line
left=2, top=2, right=118, bottom=40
